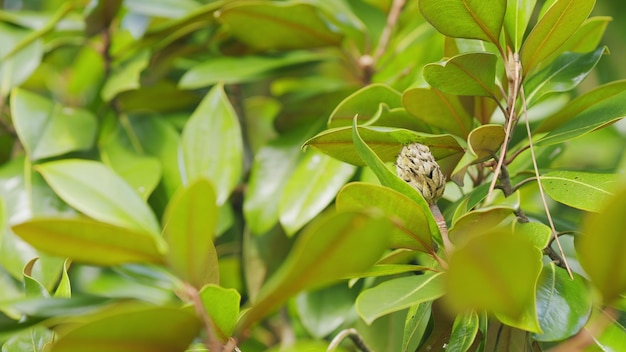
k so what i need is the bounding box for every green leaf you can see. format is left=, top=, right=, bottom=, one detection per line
left=449, top=206, right=514, bottom=246
left=512, top=220, right=551, bottom=249
left=347, top=264, right=435, bottom=280
left=356, top=273, right=446, bottom=325
left=237, top=211, right=391, bottom=331
left=244, top=128, right=309, bottom=235
left=504, top=0, right=537, bottom=51
left=350, top=118, right=443, bottom=245
left=576, top=185, right=626, bottom=304
left=163, top=179, right=219, bottom=288
left=536, top=79, right=626, bottom=133
left=559, top=16, right=611, bottom=54
left=199, top=284, right=241, bottom=341
left=336, top=182, right=434, bottom=252
left=51, top=305, right=202, bottom=352
left=0, top=23, right=43, bottom=97
left=279, top=150, right=356, bottom=235
left=305, top=125, right=464, bottom=177
left=419, top=0, right=506, bottom=44
left=452, top=124, right=505, bottom=180
left=54, top=258, right=72, bottom=298
left=524, top=47, right=606, bottom=105
left=12, top=218, right=164, bottom=266
left=180, top=51, right=325, bottom=89
left=520, top=0, right=595, bottom=73
left=445, top=229, right=543, bottom=332
left=541, top=171, right=618, bottom=212
left=296, top=283, right=359, bottom=338
left=402, top=302, right=432, bottom=352
left=447, top=311, right=479, bottom=352
left=403, top=87, right=473, bottom=138
left=125, top=0, right=200, bottom=18
left=2, top=326, right=53, bottom=352
left=11, top=88, right=97, bottom=161
left=536, top=90, right=626, bottom=146
left=101, top=50, right=150, bottom=101
left=216, top=1, right=343, bottom=50
left=181, top=83, right=243, bottom=205
left=36, top=159, right=161, bottom=236
left=23, top=258, right=49, bottom=297
left=423, top=52, right=498, bottom=97
left=533, top=263, right=592, bottom=341
left=327, top=84, right=402, bottom=127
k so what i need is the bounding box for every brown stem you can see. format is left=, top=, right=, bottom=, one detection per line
left=429, top=203, right=453, bottom=256
left=183, top=283, right=225, bottom=351
left=328, top=328, right=372, bottom=352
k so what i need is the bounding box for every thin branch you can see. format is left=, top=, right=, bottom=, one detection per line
left=430, top=203, right=453, bottom=257
left=328, top=328, right=372, bottom=352
left=372, top=0, right=406, bottom=64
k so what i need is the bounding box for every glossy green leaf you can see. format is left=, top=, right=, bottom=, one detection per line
left=163, top=179, right=219, bottom=288
left=244, top=128, right=309, bottom=235
left=23, top=258, right=49, bottom=298
left=296, top=283, right=359, bottom=338
left=0, top=24, right=42, bottom=97
left=402, top=302, right=432, bottom=352
left=452, top=124, right=505, bottom=180
left=403, top=87, right=473, bottom=138
left=449, top=207, right=514, bottom=246
left=11, top=88, right=97, bottom=161
left=423, top=52, right=498, bottom=97
left=305, top=125, right=464, bottom=177
left=419, top=0, right=506, bottom=44
left=524, top=47, right=606, bottom=105
left=350, top=119, right=443, bottom=245
left=536, top=90, right=626, bottom=146
left=576, top=185, right=626, bottom=304
left=180, top=51, right=325, bottom=88
left=536, top=79, right=626, bottom=132
left=216, top=1, right=343, bottom=50
left=237, top=211, right=391, bottom=331
left=533, top=263, right=592, bottom=341
left=36, top=159, right=161, bottom=236
left=592, top=315, right=626, bottom=352
left=199, top=284, right=241, bottom=341
left=512, top=220, right=551, bottom=249
left=336, top=182, right=433, bottom=252
left=101, top=50, right=150, bottom=101
left=445, top=229, right=543, bottom=332
left=2, top=325, right=53, bottom=352
left=279, top=150, right=356, bottom=235
left=559, top=16, right=611, bottom=54
left=54, top=259, right=72, bottom=298
left=520, top=0, right=595, bottom=73
left=542, top=171, right=618, bottom=212
left=181, top=83, right=243, bottom=205
left=356, top=273, right=446, bottom=324
left=447, top=311, right=479, bottom=352
left=51, top=305, right=201, bottom=352
left=504, top=0, right=536, bottom=51
left=327, top=84, right=402, bottom=127
left=12, top=218, right=164, bottom=266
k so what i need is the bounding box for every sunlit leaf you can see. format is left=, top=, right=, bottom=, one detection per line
left=504, top=0, right=537, bottom=51
left=101, top=50, right=150, bottom=101
left=576, top=185, right=626, bottom=304
left=403, top=87, right=473, bottom=138
left=402, top=302, right=432, bottom=352
left=54, top=259, right=72, bottom=298
left=279, top=150, right=356, bottom=235
left=163, top=179, right=219, bottom=288
left=327, top=84, right=402, bottom=127
left=541, top=171, right=618, bottom=212
left=0, top=24, right=43, bottom=97
left=237, top=211, right=391, bottom=331
left=356, top=273, right=445, bottom=325
left=11, top=89, right=97, bottom=161
left=181, top=83, right=243, bottom=205
left=199, top=284, right=241, bottom=341
left=533, top=263, right=592, bottom=341
left=448, top=206, right=514, bottom=246
left=423, top=52, right=498, bottom=97
left=452, top=124, right=505, bottom=180
left=419, top=0, right=506, bottom=44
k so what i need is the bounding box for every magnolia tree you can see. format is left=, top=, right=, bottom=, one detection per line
left=0, top=0, right=625, bottom=351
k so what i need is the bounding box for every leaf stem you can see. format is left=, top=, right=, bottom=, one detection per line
left=327, top=328, right=372, bottom=352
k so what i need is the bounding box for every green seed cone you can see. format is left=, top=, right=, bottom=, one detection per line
left=396, top=143, right=446, bottom=204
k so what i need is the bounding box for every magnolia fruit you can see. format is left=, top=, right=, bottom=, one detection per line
left=396, top=143, right=446, bottom=204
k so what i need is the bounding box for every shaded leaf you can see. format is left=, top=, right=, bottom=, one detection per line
left=449, top=207, right=514, bottom=246
left=448, top=311, right=479, bottom=352
left=423, top=52, right=498, bottom=97
left=279, top=150, right=356, bottom=235
left=419, top=0, right=506, bottom=44
left=101, top=50, right=150, bottom=101
left=576, top=185, right=626, bottom=304
left=216, top=1, right=343, bottom=50
left=296, top=283, right=359, bottom=338
left=0, top=24, right=43, bottom=97
left=23, top=258, right=49, bottom=298
left=237, top=211, right=391, bottom=331
left=11, top=89, right=97, bottom=161
left=163, top=179, right=219, bottom=288
left=520, top=0, right=595, bottom=73
left=533, top=263, right=592, bottom=341
left=356, top=273, right=446, bottom=324
left=445, top=229, right=543, bottom=332
left=181, top=83, right=243, bottom=205
left=125, top=0, right=200, bottom=19
left=327, top=84, right=402, bottom=127
left=36, top=159, right=161, bottom=236
left=541, top=171, right=618, bottom=212
left=402, top=302, right=432, bottom=352
left=403, top=87, right=473, bottom=138
left=199, top=284, right=241, bottom=341
left=12, top=218, right=164, bottom=266
left=336, top=182, right=434, bottom=252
